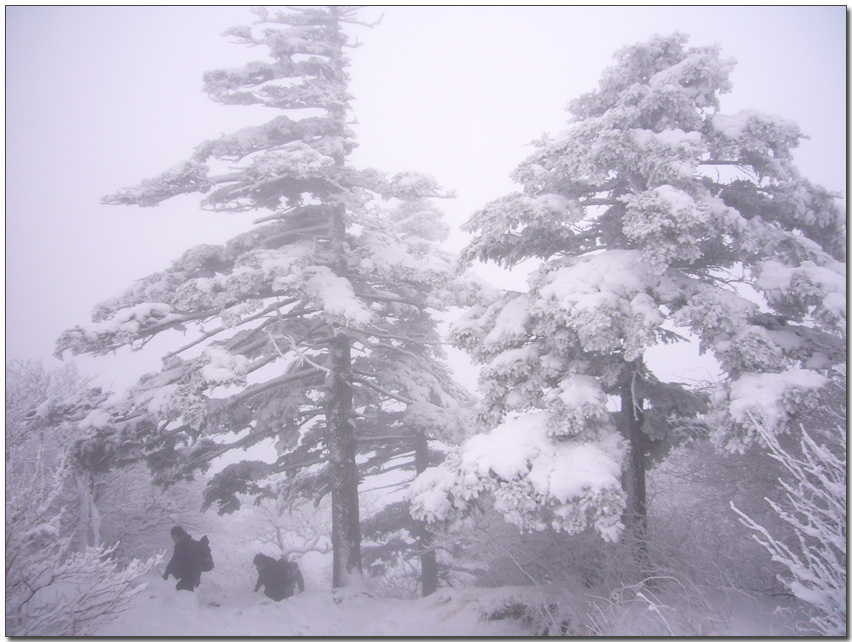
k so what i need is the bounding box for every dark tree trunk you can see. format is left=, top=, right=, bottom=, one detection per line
left=327, top=200, right=361, bottom=588
left=327, top=332, right=362, bottom=588
left=619, top=361, right=648, bottom=572
left=413, top=433, right=438, bottom=596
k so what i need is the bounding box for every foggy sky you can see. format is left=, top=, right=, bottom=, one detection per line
left=6, top=5, right=846, bottom=391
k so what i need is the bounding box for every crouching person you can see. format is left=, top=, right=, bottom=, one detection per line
left=253, top=553, right=305, bottom=601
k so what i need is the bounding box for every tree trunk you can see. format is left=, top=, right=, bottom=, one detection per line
left=327, top=199, right=362, bottom=588
left=619, top=362, right=648, bottom=572
left=327, top=332, right=362, bottom=588
left=76, top=474, right=101, bottom=551
left=413, top=433, right=438, bottom=596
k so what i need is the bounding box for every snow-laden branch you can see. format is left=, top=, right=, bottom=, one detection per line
left=355, top=292, right=427, bottom=310
left=357, top=435, right=417, bottom=443
left=349, top=329, right=444, bottom=379
left=229, top=367, right=323, bottom=404
left=358, top=327, right=439, bottom=347
left=163, top=298, right=299, bottom=360
left=184, top=427, right=274, bottom=470
left=139, top=308, right=214, bottom=336
left=273, top=453, right=326, bottom=474
left=261, top=223, right=332, bottom=248
left=351, top=375, right=415, bottom=406
left=252, top=204, right=332, bottom=225
left=281, top=535, right=331, bottom=561
left=265, top=330, right=331, bottom=374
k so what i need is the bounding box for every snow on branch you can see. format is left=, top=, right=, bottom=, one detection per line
left=281, top=535, right=331, bottom=561
left=713, top=369, right=828, bottom=453
left=409, top=412, right=627, bottom=542
left=265, top=330, right=331, bottom=374
left=351, top=374, right=415, bottom=406
left=228, top=367, right=323, bottom=405
left=102, top=160, right=211, bottom=208
left=55, top=303, right=191, bottom=358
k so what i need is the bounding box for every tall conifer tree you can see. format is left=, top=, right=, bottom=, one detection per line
left=57, top=6, right=474, bottom=589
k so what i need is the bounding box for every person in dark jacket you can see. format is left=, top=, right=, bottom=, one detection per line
left=163, top=526, right=202, bottom=591
left=253, top=553, right=304, bottom=601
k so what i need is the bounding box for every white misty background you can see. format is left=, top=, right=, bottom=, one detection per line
left=5, top=6, right=846, bottom=637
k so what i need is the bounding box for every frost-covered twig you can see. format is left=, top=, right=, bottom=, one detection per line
left=635, top=590, right=676, bottom=635
left=732, top=414, right=846, bottom=636
left=585, top=571, right=731, bottom=637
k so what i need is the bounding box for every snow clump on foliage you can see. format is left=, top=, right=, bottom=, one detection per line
left=713, top=369, right=828, bottom=453
left=410, top=412, right=626, bottom=541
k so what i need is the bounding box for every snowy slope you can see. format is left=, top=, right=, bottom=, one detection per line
left=96, top=571, right=531, bottom=637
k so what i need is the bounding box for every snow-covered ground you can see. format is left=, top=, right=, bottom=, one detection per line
left=96, top=570, right=803, bottom=637
left=96, top=571, right=531, bottom=637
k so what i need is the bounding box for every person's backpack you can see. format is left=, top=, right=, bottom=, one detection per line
left=277, top=558, right=304, bottom=596
left=197, top=535, right=214, bottom=572
left=290, top=561, right=305, bottom=593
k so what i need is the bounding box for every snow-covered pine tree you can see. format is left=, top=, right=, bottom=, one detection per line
left=410, top=34, right=845, bottom=565
left=55, top=7, right=475, bottom=589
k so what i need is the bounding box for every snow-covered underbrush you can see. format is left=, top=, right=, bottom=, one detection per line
left=467, top=543, right=804, bottom=636
left=584, top=577, right=799, bottom=636
left=465, top=546, right=805, bottom=636
left=441, top=449, right=815, bottom=637
left=5, top=545, right=161, bottom=636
